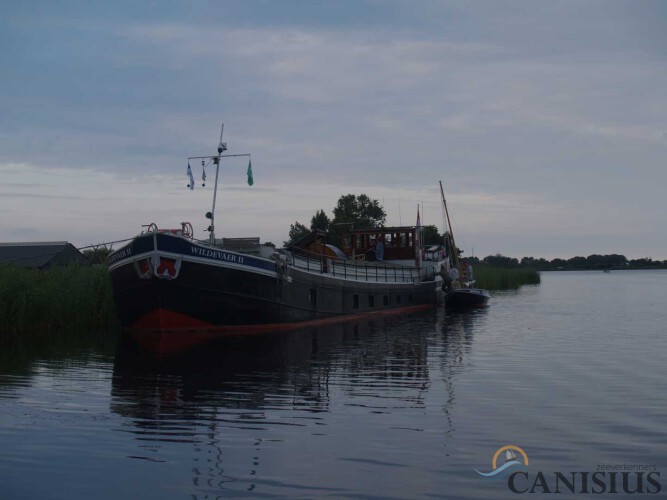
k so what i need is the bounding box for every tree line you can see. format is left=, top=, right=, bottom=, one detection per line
left=471, top=254, right=667, bottom=270
left=284, top=194, right=666, bottom=269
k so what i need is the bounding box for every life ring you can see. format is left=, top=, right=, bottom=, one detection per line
left=134, top=258, right=153, bottom=279
left=154, top=256, right=182, bottom=280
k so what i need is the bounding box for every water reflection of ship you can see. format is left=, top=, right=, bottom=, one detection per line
left=110, top=310, right=478, bottom=495
left=436, top=308, right=485, bottom=450
left=112, top=324, right=347, bottom=493
left=112, top=315, right=436, bottom=423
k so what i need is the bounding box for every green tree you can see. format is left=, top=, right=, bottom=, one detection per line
left=284, top=221, right=309, bottom=247
left=483, top=254, right=519, bottom=267
left=567, top=256, right=587, bottom=268
left=83, top=247, right=111, bottom=265
left=520, top=256, right=536, bottom=267
left=310, top=209, right=330, bottom=232
left=329, top=194, right=386, bottom=244
left=331, top=194, right=386, bottom=228
left=421, top=225, right=442, bottom=245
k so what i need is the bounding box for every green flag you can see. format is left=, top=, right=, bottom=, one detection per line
left=247, top=159, right=254, bottom=186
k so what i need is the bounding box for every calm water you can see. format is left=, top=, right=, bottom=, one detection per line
left=1, top=271, right=666, bottom=499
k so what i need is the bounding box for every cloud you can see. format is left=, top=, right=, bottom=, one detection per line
left=1, top=2, right=666, bottom=258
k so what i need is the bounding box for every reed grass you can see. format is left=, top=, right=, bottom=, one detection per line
left=473, top=264, right=540, bottom=290
left=0, top=264, right=117, bottom=345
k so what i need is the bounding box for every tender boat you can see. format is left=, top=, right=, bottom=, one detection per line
left=444, top=287, right=490, bottom=309
left=437, top=180, right=490, bottom=310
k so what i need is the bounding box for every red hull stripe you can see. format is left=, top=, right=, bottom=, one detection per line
left=131, top=304, right=433, bottom=335
left=132, top=309, right=214, bottom=330
left=129, top=304, right=434, bottom=354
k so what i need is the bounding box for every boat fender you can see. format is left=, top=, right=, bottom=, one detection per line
left=274, top=253, right=288, bottom=277
left=134, top=258, right=153, bottom=279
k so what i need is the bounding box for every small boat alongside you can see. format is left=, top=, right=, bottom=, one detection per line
left=444, top=287, right=490, bottom=309
left=438, top=180, right=490, bottom=310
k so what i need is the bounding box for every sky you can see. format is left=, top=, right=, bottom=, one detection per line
left=2, top=0, right=666, bottom=259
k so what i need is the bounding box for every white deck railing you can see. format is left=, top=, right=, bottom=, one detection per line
left=287, top=250, right=429, bottom=284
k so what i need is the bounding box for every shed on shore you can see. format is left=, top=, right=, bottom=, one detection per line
left=0, top=242, right=88, bottom=269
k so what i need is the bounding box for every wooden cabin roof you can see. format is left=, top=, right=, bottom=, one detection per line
left=348, top=226, right=417, bottom=234
left=285, top=229, right=327, bottom=250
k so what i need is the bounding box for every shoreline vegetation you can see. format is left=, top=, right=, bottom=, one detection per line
left=475, top=253, right=667, bottom=271
left=473, top=264, right=540, bottom=290
left=0, top=264, right=117, bottom=348
left=0, top=261, right=540, bottom=344
left=4, top=253, right=662, bottom=343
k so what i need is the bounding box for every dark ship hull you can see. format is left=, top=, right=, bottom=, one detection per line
left=108, top=232, right=442, bottom=335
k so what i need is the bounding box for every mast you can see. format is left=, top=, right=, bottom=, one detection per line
left=188, top=123, right=251, bottom=245
left=439, top=180, right=461, bottom=272
left=210, top=123, right=225, bottom=244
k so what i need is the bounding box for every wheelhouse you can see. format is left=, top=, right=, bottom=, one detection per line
left=343, top=226, right=423, bottom=262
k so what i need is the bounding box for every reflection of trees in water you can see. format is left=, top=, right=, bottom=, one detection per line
left=110, top=311, right=480, bottom=495
left=0, top=331, right=119, bottom=384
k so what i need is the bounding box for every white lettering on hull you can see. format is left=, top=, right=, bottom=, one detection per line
left=190, top=246, right=245, bottom=265
left=109, top=247, right=133, bottom=264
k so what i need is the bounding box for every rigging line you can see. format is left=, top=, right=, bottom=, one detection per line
left=77, top=237, right=135, bottom=251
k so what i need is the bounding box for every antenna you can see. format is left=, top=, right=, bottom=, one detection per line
left=218, top=123, right=227, bottom=154
left=187, top=123, right=251, bottom=244
left=210, top=125, right=223, bottom=243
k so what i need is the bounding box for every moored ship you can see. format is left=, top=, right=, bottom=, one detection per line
left=108, top=224, right=444, bottom=333
left=108, top=127, right=445, bottom=336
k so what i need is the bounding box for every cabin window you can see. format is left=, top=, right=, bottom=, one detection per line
left=409, top=294, right=413, bottom=303
left=383, top=295, right=389, bottom=306
left=353, top=294, right=359, bottom=309
left=368, top=295, right=375, bottom=307
left=396, top=295, right=402, bottom=305
left=309, top=289, right=317, bottom=306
